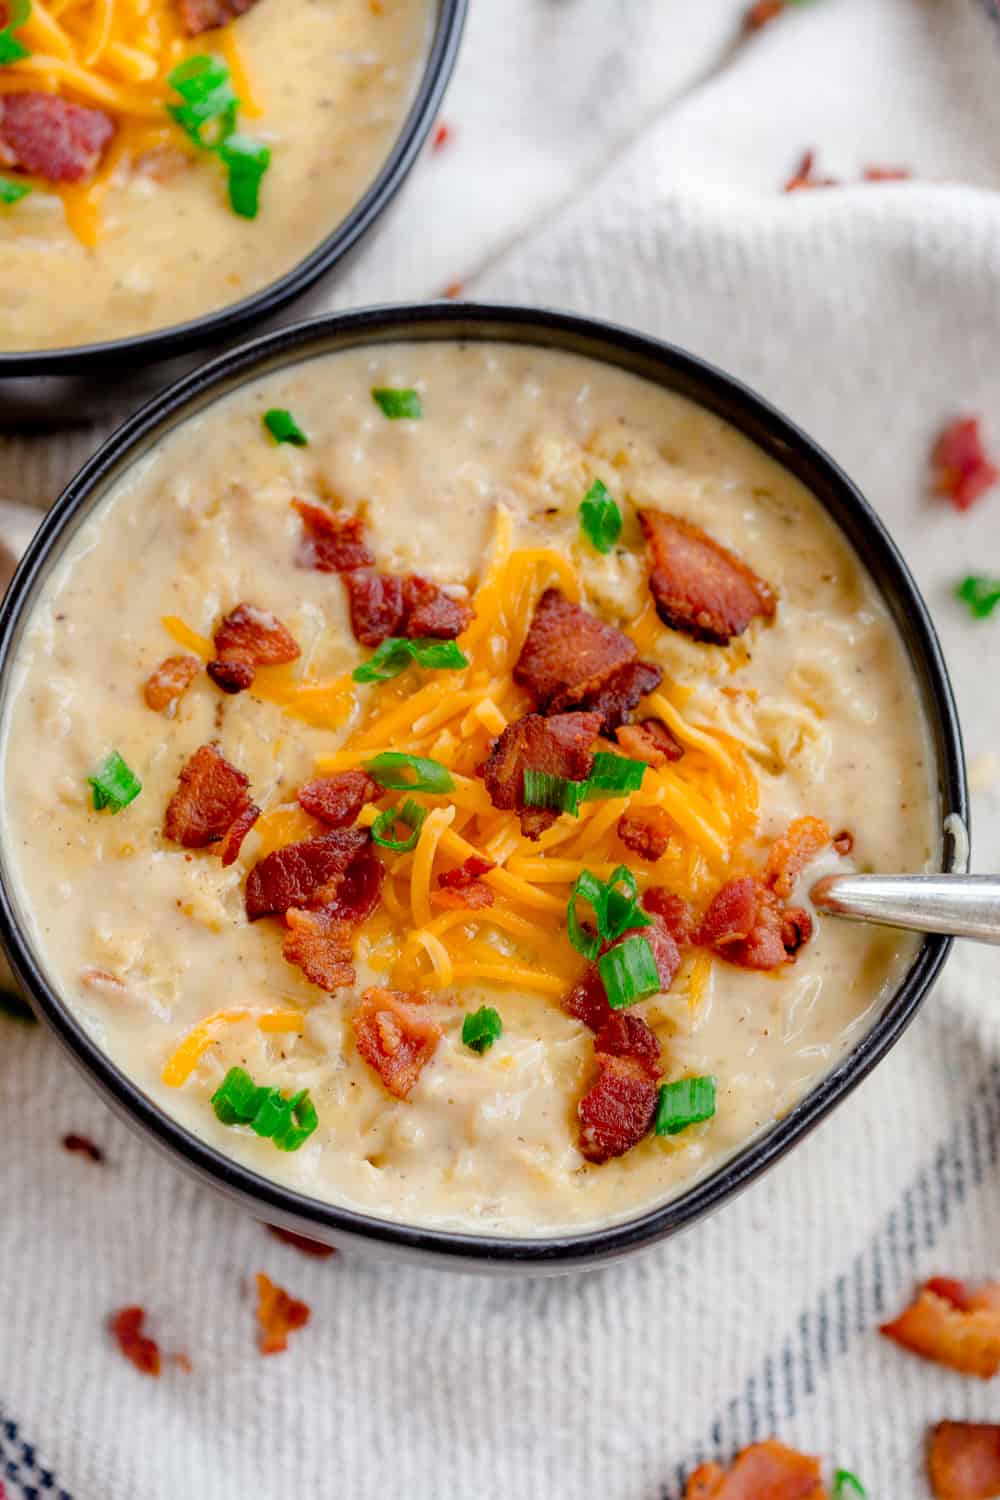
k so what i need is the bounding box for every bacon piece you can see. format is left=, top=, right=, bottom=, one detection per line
left=282, top=908, right=355, bottom=990
left=642, top=887, right=692, bottom=942
left=432, top=855, right=496, bottom=910
left=617, top=805, right=675, bottom=862
left=292, top=501, right=374, bottom=573
left=266, top=1225, right=336, bottom=1259
left=928, top=1422, right=1000, bottom=1500
left=513, top=588, right=650, bottom=729
left=209, top=603, right=300, bottom=693
left=63, top=1132, right=104, bottom=1163
left=578, top=1054, right=658, bottom=1164
left=206, top=658, right=256, bottom=694
left=432, top=121, right=452, bottom=152
left=111, top=1307, right=161, bottom=1377
left=781, top=906, right=813, bottom=957
left=682, top=1440, right=826, bottom=1498
left=694, top=876, right=809, bottom=970
left=639, top=510, right=776, bottom=645
left=326, top=841, right=385, bottom=925
left=482, top=709, right=602, bottom=838
left=765, top=815, right=831, bottom=899
left=177, top=0, right=259, bottom=35
left=864, top=164, right=912, bottom=181
left=0, top=93, right=114, bottom=185
left=784, top=148, right=839, bottom=192
left=592, top=1013, right=661, bottom=1078
left=933, top=418, right=999, bottom=512
left=881, top=1279, right=1000, bottom=1379
left=343, top=570, right=404, bottom=646
left=164, top=743, right=251, bottom=849
left=564, top=920, right=682, bottom=1032
left=744, top=0, right=784, bottom=27
left=244, top=826, right=372, bottom=920
left=352, top=987, right=441, bottom=1099
left=297, top=771, right=380, bottom=829
left=401, top=575, right=473, bottom=640
left=255, top=1271, right=309, bottom=1356
left=833, top=828, right=854, bottom=856
left=616, top=716, right=684, bottom=766
left=144, top=655, right=200, bottom=714
left=219, top=803, right=260, bottom=867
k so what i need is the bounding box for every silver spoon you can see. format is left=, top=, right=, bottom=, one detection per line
left=811, top=874, right=1000, bottom=945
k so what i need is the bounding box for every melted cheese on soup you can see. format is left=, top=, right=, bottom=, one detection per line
left=0, top=342, right=938, bottom=1235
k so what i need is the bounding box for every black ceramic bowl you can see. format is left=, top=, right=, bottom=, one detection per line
left=0, top=304, right=969, bottom=1273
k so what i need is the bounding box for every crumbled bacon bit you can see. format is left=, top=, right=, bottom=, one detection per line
left=683, top=1440, right=826, bottom=1497
left=343, top=570, right=404, bottom=646
left=63, top=1132, right=104, bottom=1163
left=513, top=588, right=658, bottom=730
left=833, top=828, right=854, bottom=856
left=564, top=919, right=682, bottom=1032
left=324, top=841, right=385, bottom=926
left=432, top=121, right=452, bottom=151
left=695, top=875, right=808, bottom=970
left=219, top=802, right=260, bottom=867
left=255, top=1271, right=309, bottom=1356
left=164, top=743, right=252, bottom=850
left=206, top=657, right=256, bottom=694
left=780, top=906, right=813, bottom=956
left=244, top=826, right=373, bottom=920
left=863, top=164, right=912, bottom=181
left=111, top=1307, right=161, bottom=1376
left=764, top=815, right=830, bottom=899
left=482, top=709, right=602, bottom=838
left=266, top=1224, right=337, bottom=1258
left=617, top=805, right=675, bottom=862
left=578, top=1054, right=659, bottom=1164
left=282, top=907, right=355, bottom=990
left=173, top=1353, right=193, bottom=1373
left=592, top=1013, right=661, bottom=1078
left=401, top=575, right=473, bottom=640
left=744, top=0, right=784, bottom=27
left=784, top=148, right=839, bottom=192
left=616, top=716, right=684, bottom=766
left=639, top=510, right=776, bottom=645
left=432, top=856, right=496, bottom=909
left=297, top=771, right=380, bottom=828
left=352, top=987, right=441, bottom=1099
left=928, top=1421, right=1000, bottom=1500
left=0, top=93, right=114, bottom=185
left=442, top=281, right=464, bottom=300
left=208, top=602, right=300, bottom=693
left=292, top=500, right=375, bottom=573
left=143, top=655, right=201, bottom=714
left=177, top=0, right=260, bottom=36
left=642, top=887, right=692, bottom=942
left=933, top=418, right=999, bottom=512
left=881, top=1278, right=1000, bottom=1379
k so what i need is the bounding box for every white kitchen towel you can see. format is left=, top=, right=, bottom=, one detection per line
left=4, top=2, right=1000, bottom=1498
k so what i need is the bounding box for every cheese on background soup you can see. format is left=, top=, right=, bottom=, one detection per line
left=0, top=341, right=938, bottom=1235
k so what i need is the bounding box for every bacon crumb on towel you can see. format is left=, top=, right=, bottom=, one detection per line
left=63, top=1132, right=104, bottom=1163
left=244, top=825, right=373, bottom=919
left=282, top=907, right=355, bottom=990
left=143, top=655, right=201, bottom=714
left=881, top=1278, right=1000, bottom=1378
left=683, top=1440, right=826, bottom=1497
left=928, top=1421, right=1000, bottom=1500
left=432, top=855, right=496, bottom=909
left=578, top=1054, right=659, bottom=1164
left=618, top=805, right=675, bottom=862
left=266, top=1225, right=337, bottom=1258
left=639, top=510, right=776, bottom=645
left=431, top=120, right=452, bottom=151
left=0, top=93, right=114, bottom=184
left=765, top=815, right=831, bottom=899
left=255, top=1271, right=309, bottom=1356
left=482, top=709, right=602, bottom=838
left=177, top=0, right=259, bottom=35
left=933, top=418, right=999, bottom=512
left=352, top=987, right=441, bottom=1099
left=297, top=770, right=380, bottom=828
left=111, top=1307, right=161, bottom=1376
left=616, top=716, right=684, bottom=766
left=863, top=164, right=912, bottom=181
left=292, top=501, right=375, bottom=573
left=164, top=742, right=252, bottom=849
left=744, top=0, right=784, bottom=27
left=784, top=148, right=839, bottom=193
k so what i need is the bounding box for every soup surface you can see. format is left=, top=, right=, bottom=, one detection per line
left=0, top=341, right=938, bottom=1235
left=0, top=0, right=431, bottom=352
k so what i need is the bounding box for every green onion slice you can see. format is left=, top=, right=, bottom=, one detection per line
left=566, top=864, right=651, bottom=957
left=352, top=637, right=468, bottom=684
left=88, top=751, right=142, bottom=814
left=220, top=131, right=270, bottom=219
left=167, top=54, right=238, bottom=148
left=598, top=932, right=661, bottom=1009
left=832, top=1472, right=867, bottom=1499
left=363, top=751, right=454, bottom=794
left=581, top=751, right=647, bottom=799
left=210, top=1066, right=318, bottom=1153
left=371, top=798, right=426, bottom=853
left=263, top=407, right=308, bottom=447
left=654, top=1075, right=717, bottom=1136
left=462, top=1006, right=503, bottom=1054
left=579, top=478, right=622, bottom=554
left=567, top=868, right=608, bottom=959
left=956, top=574, right=1000, bottom=619
left=372, top=387, right=423, bottom=420
left=602, top=864, right=652, bottom=939
left=0, top=176, right=30, bottom=205
left=522, top=770, right=585, bottom=816
left=0, top=0, right=30, bottom=64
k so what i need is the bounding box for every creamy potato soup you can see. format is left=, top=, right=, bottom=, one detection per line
left=0, top=0, right=432, bottom=352
left=0, top=342, right=938, bottom=1235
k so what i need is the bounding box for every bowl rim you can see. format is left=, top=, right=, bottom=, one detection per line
left=0, top=0, right=467, bottom=378
left=0, top=301, right=969, bottom=1271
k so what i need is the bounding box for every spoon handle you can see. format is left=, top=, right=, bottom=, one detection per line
left=810, top=874, right=1000, bottom=945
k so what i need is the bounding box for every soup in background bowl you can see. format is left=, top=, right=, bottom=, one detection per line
left=0, top=307, right=965, bottom=1269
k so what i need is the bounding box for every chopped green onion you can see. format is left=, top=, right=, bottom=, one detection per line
left=654, top=1075, right=717, bottom=1136
left=352, top=637, right=468, bottom=684
left=167, top=54, right=238, bottom=149
left=566, top=864, right=651, bottom=958
left=579, top=478, right=622, bottom=554
left=462, top=1006, right=503, bottom=1054
left=0, top=176, right=30, bottom=205
left=88, top=751, right=142, bottom=814
left=263, top=408, right=308, bottom=447
left=210, top=1066, right=318, bottom=1153
left=221, top=132, right=270, bottom=219
left=956, top=574, right=1000, bottom=619
left=601, top=864, right=652, bottom=940
left=0, top=989, right=35, bottom=1024
left=0, top=0, right=30, bottom=64
left=522, top=770, right=585, bottom=816
left=832, top=1472, right=867, bottom=1499
left=363, top=751, right=453, bottom=794
left=371, top=798, right=426, bottom=853
left=581, top=751, right=647, bottom=799
left=372, top=387, right=422, bottom=420
left=598, top=933, right=661, bottom=1009
left=567, top=868, right=609, bottom=960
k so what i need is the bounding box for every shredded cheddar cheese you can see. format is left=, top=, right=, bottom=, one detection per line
left=162, top=1006, right=305, bottom=1087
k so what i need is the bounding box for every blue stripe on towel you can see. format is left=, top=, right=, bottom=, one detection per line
left=0, top=1407, right=72, bottom=1500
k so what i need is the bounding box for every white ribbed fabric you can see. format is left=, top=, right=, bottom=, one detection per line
left=3, top=2, right=1000, bottom=1497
